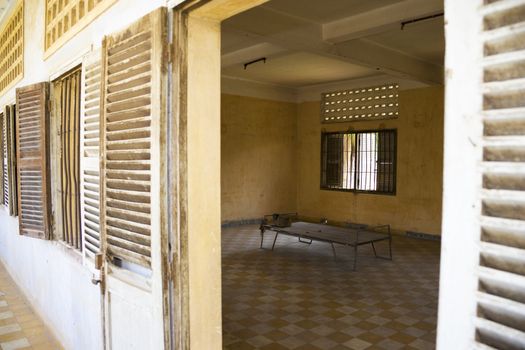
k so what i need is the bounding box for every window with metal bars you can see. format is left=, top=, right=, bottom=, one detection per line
left=321, top=129, right=396, bottom=194
left=53, top=67, right=82, bottom=249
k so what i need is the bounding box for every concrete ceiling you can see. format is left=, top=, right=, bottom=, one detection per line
left=221, top=0, right=445, bottom=88
left=364, top=17, right=445, bottom=66
left=222, top=52, right=378, bottom=87
left=264, top=0, right=402, bottom=23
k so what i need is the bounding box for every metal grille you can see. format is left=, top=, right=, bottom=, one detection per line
left=55, top=67, right=82, bottom=249
left=321, top=83, right=399, bottom=123
left=321, top=130, right=396, bottom=194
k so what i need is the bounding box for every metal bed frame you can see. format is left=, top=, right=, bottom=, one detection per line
left=259, top=213, right=392, bottom=270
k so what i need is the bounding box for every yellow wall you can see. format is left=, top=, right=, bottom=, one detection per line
left=221, top=86, right=444, bottom=235
left=297, top=86, right=444, bottom=235
left=221, top=94, right=298, bottom=222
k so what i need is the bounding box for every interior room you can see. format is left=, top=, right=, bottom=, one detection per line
left=219, top=0, right=445, bottom=349
left=0, top=0, right=522, bottom=348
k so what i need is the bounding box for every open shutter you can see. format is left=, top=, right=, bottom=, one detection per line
left=3, top=105, right=17, bottom=216
left=475, top=1, right=525, bottom=348
left=322, top=133, right=343, bottom=188
left=0, top=111, right=4, bottom=206
left=7, top=105, right=18, bottom=216
left=3, top=108, right=9, bottom=208
left=15, top=83, right=51, bottom=239
left=101, top=7, right=169, bottom=349
left=81, top=49, right=103, bottom=265
left=102, top=11, right=166, bottom=268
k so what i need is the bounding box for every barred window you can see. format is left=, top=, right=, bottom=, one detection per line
left=52, top=67, right=82, bottom=249
left=321, top=130, right=396, bottom=194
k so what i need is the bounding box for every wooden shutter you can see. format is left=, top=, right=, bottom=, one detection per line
left=476, top=1, right=525, bottom=349
left=3, top=104, right=17, bottom=216
left=15, top=83, right=51, bottom=239
left=322, top=133, right=343, bottom=188
left=101, top=8, right=167, bottom=268
left=0, top=112, right=4, bottom=206
left=8, top=104, right=18, bottom=217
left=81, top=50, right=103, bottom=263
left=376, top=130, right=396, bottom=193
left=3, top=107, right=11, bottom=209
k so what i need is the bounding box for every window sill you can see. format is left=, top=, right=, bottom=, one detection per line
left=55, top=240, right=83, bottom=265
left=320, top=187, right=397, bottom=196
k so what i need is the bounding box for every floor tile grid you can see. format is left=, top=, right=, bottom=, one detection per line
left=222, top=225, right=440, bottom=350
left=0, top=263, right=62, bottom=350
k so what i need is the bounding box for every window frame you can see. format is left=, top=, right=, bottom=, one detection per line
left=320, top=128, right=397, bottom=195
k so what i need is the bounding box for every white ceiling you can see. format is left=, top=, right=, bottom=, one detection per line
left=264, top=0, right=402, bottom=23
left=364, top=17, right=445, bottom=66
left=223, top=52, right=378, bottom=87
left=221, top=0, right=445, bottom=89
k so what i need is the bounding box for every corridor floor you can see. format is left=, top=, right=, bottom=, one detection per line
left=0, top=262, right=62, bottom=350
left=222, top=225, right=440, bottom=350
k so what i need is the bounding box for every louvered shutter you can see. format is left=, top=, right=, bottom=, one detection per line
left=3, top=108, right=10, bottom=208
left=15, top=83, right=51, bottom=239
left=322, top=134, right=343, bottom=188
left=81, top=50, right=103, bottom=264
left=476, top=1, right=525, bottom=349
left=3, top=104, right=17, bottom=216
left=101, top=8, right=167, bottom=268
left=0, top=111, right=5, bottom=206
left=8, top=105, right=17, bottom=216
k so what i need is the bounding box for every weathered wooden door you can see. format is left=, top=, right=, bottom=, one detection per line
left=99, top=7, right=169, bottom=349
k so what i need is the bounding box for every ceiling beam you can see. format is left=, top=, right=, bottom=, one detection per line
left=336, top=39, right=443, bottom=84
left=322, top=0, right=444, bottom=43
left=222, top=6, right=443, bottom=84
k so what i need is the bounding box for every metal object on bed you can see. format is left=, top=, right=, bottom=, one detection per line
left=260, top=214, right=392, bottom=270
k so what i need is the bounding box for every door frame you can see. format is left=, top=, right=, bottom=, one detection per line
left=169, top=1, right=268, bottom=349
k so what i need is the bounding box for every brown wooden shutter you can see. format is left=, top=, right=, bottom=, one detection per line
left=81, top=50, right=103, bottom=263
left=101, top=7, right=167, bottom=268
left=15, top=83, right=51, bottom=239
left=476, top=1, right=525, bottom=348
left=376, top=130, right=396, bottom=193
left=322, top=133, right=343, bottom=188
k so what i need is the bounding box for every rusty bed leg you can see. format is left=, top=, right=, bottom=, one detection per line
left=271, top=232, right=279, bottom=251
left=259, top=227, right=265, bottom=249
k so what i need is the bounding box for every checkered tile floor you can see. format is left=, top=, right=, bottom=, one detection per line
left=222, top=225, right=440, bottom=350
left=0, top=262, right=62, bottom=349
